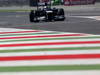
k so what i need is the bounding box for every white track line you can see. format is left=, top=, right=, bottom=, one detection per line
left=0, top=59, right=99, bottom=67
left=0, top=44, right=100, bottom=50
left=1, top=70, right=100, bottom=75
left=0, top=50, right=100, bottom=57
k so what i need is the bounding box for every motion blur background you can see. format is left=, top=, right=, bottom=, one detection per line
left=0, top=0, right=99, bottom=7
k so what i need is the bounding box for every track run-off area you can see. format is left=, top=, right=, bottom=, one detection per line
left=0, top=3, right=100, bottom=75
left=0, top=28, right=100, bottom=75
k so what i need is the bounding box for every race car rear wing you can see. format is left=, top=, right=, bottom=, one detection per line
left=30, top=0, right=52, bottom=9
left=37, top=0, right=52, bottom=8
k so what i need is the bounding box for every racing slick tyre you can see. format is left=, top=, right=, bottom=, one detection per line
left=54, top=8, right=65, bottom=21
left=58, top=8, right=65, bottom=15
left=58, top=8, right=65, bottom=21
left=46, top=12, right=53, bottom=22
left=30, top=10, right=34, bottom=22
left=30, top=10, right=39, bottom=22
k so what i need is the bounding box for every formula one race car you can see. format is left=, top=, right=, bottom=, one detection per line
left=29, top=0, right=65, bottom=22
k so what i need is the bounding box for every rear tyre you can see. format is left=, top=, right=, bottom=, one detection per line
left=47, top=13, right=53, bottom=22
left=30, top=10, right=35, bottom=22
left=30, top=10, right=39, bottom=22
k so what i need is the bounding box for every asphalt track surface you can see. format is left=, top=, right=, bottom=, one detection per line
left=0, top=4, right=100, bottom=35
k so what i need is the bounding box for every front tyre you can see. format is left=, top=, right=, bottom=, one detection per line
left=58, top=8, right=65, bottom=21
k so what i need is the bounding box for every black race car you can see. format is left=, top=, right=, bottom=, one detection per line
left=29, top=1, right=65, bottom=22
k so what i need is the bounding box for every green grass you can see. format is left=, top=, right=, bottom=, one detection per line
left=0, top=64, right=100, bottom=72
left=0, top=9, right=30, bottom=12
